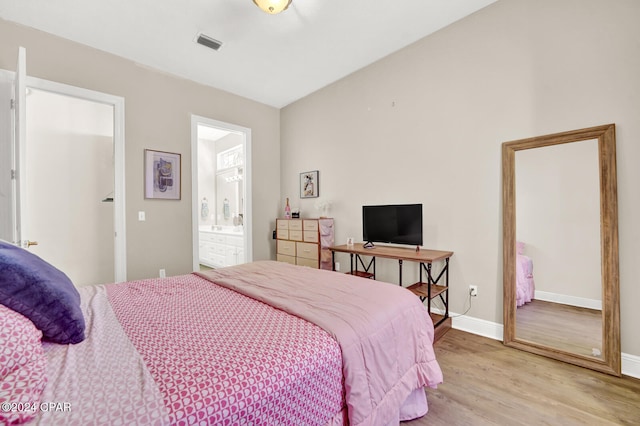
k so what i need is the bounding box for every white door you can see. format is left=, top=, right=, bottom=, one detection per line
left=0, top=70, right=13, bottom=242
left=13, top=46, right=27, bottom=246
left=0, top=46, right=127, bottom=284
left=0, top=47, right=30, bottom=246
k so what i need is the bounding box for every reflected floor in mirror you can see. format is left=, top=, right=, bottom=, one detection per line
left=516, top=299, right=602, bottom=358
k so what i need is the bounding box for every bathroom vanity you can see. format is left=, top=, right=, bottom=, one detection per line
left=199, top=226, right=244, bottom=269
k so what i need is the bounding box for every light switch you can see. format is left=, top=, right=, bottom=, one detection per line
left=138, top=211, right=146, bottom=221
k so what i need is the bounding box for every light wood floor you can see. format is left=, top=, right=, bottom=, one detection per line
left=404, top=329, right=640, bottom=425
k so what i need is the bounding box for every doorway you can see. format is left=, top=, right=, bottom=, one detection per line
left=0, top=62, right=126, bottom=284
left=191, top=115, right=252, bottom=271
left=26, top=88, right=115, bottom=285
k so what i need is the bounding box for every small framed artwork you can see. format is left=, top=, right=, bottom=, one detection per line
left=144, top=149, right=181, bottom=200
left=300, top=170, right=319, bottom=198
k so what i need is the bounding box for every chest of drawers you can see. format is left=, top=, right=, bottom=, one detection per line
left=275, top=218, right=334, bottom=269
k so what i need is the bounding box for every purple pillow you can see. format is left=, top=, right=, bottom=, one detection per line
left=0, top=241, right=85, bottom=344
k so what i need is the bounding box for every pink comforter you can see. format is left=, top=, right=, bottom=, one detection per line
left=516, top=254, right=535, bottom=307
left=197, top=261, right=443, bottom=426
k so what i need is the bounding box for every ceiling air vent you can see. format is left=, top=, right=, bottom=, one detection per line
left=196, top=33, right=223, bottom=51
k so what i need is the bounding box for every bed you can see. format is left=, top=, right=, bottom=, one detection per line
left=0, top=241, right=443, bottom=426
left=516, top=241, right=535, bottom=307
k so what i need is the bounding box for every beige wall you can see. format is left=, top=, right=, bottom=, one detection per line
left=281, top=0, right=640, bottom=357
left=0, top=19, right=281, bottom=280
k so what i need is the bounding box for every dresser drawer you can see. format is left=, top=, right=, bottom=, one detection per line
left=276, top=229, right=289, bottom=240
left=303, top=230, right=318, bottom=243
left=303, top=220, right=318, bottom=232
left=296, top=242, right=318, bottom=260
left=296, top=257, right=318, bottom=268
left=288, top=219, right=303, bottom=231
left=277, top=240, right=296, bottom=256
left=289, top=230, right=303, bottom=241
left=277, top=254, right=297, bottom=265
left=276, top=219, right=289, bottom=230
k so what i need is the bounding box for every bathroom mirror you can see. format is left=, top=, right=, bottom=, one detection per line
left=502, top=124, right=620, bottom=376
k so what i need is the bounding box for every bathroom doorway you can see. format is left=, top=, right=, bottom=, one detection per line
left=191, top=115, right=252, bottom=271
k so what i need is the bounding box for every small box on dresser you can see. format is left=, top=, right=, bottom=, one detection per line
left=276, top=218, right=334, bottom=269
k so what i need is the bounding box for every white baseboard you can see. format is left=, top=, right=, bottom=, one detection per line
left=535, top=290, right=602, bottom=310
left=622, top=352, right=640, bottom=379
left=451, top=313, right=503, bottom=340
left=448, top=312, right=640, bottom=379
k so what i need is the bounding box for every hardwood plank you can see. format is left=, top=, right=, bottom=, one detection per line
left=404, top=329, right=640, bottom=425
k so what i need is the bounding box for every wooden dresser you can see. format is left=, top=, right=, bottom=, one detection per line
left=276, top=218, right=334, bottom=269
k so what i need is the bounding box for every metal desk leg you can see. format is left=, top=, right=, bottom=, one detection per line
left=445, top=258, right=449, bottom=319
left=350, top=253, right=354, bottom=275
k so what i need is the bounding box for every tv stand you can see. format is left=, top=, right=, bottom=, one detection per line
left=363, top=241, right=375, bottom=249
left=329, top=243, right=453, bottom=341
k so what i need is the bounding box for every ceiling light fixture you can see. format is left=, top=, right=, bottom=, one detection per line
left=253, top=0, right=292, bottom=14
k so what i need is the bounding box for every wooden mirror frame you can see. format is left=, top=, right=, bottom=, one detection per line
left=502, top=123, right=621, bottom=376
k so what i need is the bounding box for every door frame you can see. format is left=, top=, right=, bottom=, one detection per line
left=190, top=115, right=252, bottom=271
left=8, top=72, right=127, bottom=282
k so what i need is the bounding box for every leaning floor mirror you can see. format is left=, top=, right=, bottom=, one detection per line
left=502, top=124, right=620, bottom=376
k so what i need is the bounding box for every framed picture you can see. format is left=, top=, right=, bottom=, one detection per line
left=300, top=170, right=319, bottom=198
left=144, top=149, right=181, bottom=200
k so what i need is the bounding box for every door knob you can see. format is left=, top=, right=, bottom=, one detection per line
left=26, top=240, right=39, bottom=247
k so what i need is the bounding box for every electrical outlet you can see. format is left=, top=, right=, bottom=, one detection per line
left=159, top=269, right=166, bottom=278
left=335, top=262, right=341, bottom=271
left=469, top=285, right=478, bottom=297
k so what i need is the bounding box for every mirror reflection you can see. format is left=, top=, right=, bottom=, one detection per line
left=514, top=140, right=602, bottom=358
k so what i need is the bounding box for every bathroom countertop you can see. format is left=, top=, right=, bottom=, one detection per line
left=199, top=226, right=243, bottom=236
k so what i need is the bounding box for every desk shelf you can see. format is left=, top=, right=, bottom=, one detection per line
left=345, top=270, right=375, bottom=279
left=408, top=282, right=447, bottom=299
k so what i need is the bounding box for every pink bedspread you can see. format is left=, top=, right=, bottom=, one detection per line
left=197, top=261, right=443, bottom=426
left=107, top=272, right=345, bottom=425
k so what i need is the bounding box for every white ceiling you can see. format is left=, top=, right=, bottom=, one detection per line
left=0, top=0, right=496, bottom=108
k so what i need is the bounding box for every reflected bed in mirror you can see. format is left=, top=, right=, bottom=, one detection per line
left=502, top=124, right=620, bottom=376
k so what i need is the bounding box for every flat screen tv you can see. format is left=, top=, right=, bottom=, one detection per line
left=362, top=204, right=423, bottom=247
